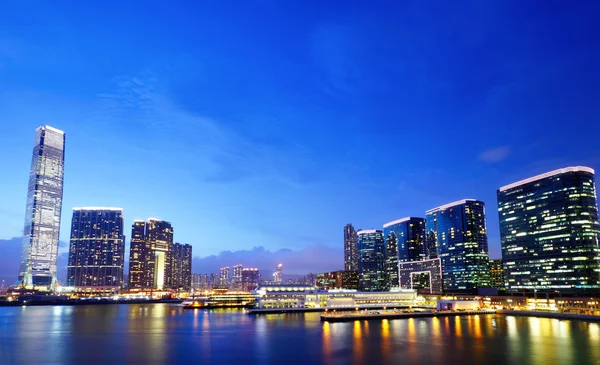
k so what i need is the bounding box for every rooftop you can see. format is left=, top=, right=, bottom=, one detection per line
left=499, top=166, right=595, bottom=192
left=383, top=217, right=423, bottom=228
left=426, top=199, right=477, bottom=214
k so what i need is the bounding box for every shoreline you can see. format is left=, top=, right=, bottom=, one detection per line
left=321, top=309, right=495, bottom=322
left=498, top=310, right=600, bottom=322
left=0, top=299, right=183, bottom=307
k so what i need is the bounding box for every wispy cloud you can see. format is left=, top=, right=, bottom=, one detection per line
left=478, top=145, right=511, bottom=163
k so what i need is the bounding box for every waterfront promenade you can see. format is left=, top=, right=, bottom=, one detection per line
left=321, top=309, right=496, bottom=322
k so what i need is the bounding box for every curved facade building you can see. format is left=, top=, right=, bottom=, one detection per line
left=498, top=166, right=600, bottom=292
left=383, top=217, right=426, bottom=288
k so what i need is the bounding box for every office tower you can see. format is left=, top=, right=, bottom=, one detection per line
left=18, top=125, right=65, bottom=289
left=398, top=258, right=443, bottom=294
left=344, top=224, right=359, bottom=272
left=498, top=167, right=600, bottom=292
left=273, top=264, right=283, bottom=283
left=67, top=208, right=125, bottom=291
left=383, top=217, right=426, bottom=289
left=489, top=259, right=505, bottom=290
left=171, top=243, right=192, bottom=291
left=426, top=199, right=490, bottom=292
left=127, top=219, right=174, bottom=290
left=220, top=267, right=230, bottom=287
left=242, top=268, right=260, bottom=292
left=191, top=273, right=202, bottom=291
left=357, top=230, right=386, bottom=291
left=315, top=270, right=359, bottom=290
left=233, top=264, right=243, bottom=290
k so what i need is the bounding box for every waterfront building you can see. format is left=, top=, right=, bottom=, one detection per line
left=498, top=167, right=600, bottom=292
left=171, top=243, right=192, bottom=291
left=67, top=208, right=125, bottom=294
left=220, top=267, right=230, bottom=287
left=316, top=270, right=359, bottom=290
left=357, top=230, right=386, bottom=291
left=489, top=259, right=505, bottom=290
left=426, top=199, right=490, bottom=292
left=398, top=258, right=443, bottom=294
left=242, top=268, right=260, bottom=292
left=128, top=219, right=174, bottom=290
left=273, top=264, right=283, bottom=283
left=18, top=125, right=66, bottom=290
left=383, top=217, right=426, bottom=289
left=344, top=224, right=359, bottom=272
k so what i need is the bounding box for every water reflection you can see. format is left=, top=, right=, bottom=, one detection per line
left=352, top=321, right=363, bottom=365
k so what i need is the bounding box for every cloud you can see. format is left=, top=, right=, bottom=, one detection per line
left=478, top=146, right=510, bottom=163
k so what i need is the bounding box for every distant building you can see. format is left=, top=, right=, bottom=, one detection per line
left=242, top=268, right=260, bottom=292
left=232, top=264, right=243, bottom=290
left=273, top=264, right=283, bottom=284
left=383, top=217, right=426, bottom=289
left=220, top=267, right=230, bottom=287
left=19, top=125, right=66, bottom=290
left=357, top=230, right=386, bottom=291
left=489, top=259, right=505, bottom=290
left=171, top=243, right=192, bottom=291
left=344, top=224, right=359, bottom=272
left=67, top=208, right=125, bottom=293
left=315, top=270, right=359, bottom=290
left=498, top=167, right=600, bottom=292
left=398, top=258, right=443, bottom=294
left=128, top=219, right=174, bottom=290
left=426, top=199, right=490, bottom=293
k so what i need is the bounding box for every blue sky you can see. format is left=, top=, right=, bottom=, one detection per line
left=1, top=1, right=600, bottom=273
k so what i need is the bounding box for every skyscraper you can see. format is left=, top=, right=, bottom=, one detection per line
left=273, top=264, right=283, bottom=283
left=489, top=259, right=505, bottom=290
left=220, top=267, right=230, bottom=287
left=383, top=217, right=426, bottom=288
left=498, top=167, right=600, bottom=292
left=171, top=242, right=192, bottom=291
left=19, top=125, right=65, bottom=289
left=357, top=229, right=386, bottom=291
left=233, top=264, right=243, bottom=290
left=241, top=268, right=260, bottom=292
left=344, top=224, right=358, bottom=272
left=67, top=208, right=125, bottom=292
left=426, top=199, right=490, bottom=292
left=127, top=219, right=174, bottom=290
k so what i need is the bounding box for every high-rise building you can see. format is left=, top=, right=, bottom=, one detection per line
left=426, top=199, right=490, bottom=292
left=241, top=268, right=260, bottom=292
left=383, top=217, right=426, bottom=289
left=344, top=224, right=359, bottom=272
left=232, top=264, right=243, bottom=290
left=220, top=267, right=230, bottom=287
left=315, top=270, right=359, bottom=290
left=18, top=125, right=65, bottom=289
left=357, top=230, right=386, bottom=291
left=273, top=264, right=283, bottom=283
left=67, top=208, right=125, bottom=292
left=128, top=219, right=174, bottom=290
left=498, top=167, right=600, bottom=292
left=489, top=259, right=505, bottom=290
left=171, top=243, right=192, bottom=291
left=398, top=258, right=443, bottom=294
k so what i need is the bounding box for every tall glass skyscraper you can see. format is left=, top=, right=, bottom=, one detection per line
left=128, top=219, right=174, bottom=290
left=171, top=242, right=192, bottom=291
left=357, top=229, right=386, bottom=291
left=498, top=167, right=600, bottom=292
left=19, top=125, right=65, bottom=289
left=426, top=199, right=490, bottom=292
left=344, top=224, right=358, bottom=272
left=67, top=208, right=125, bottom=290
left=383, top=217, right=426, bottom=288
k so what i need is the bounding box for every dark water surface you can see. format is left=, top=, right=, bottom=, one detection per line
left=1, top=304, right=599, bottom=365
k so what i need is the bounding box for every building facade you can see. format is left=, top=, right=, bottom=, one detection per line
left=344, top=224, right=359, bottom=272
left=171, top=243, right=192, bottom=291
left=220, top=267, right=230, bottom=287
left=489, top=259, right=505, bottom=290
left=128, top=219, right=174, bottom=290
left=67, top=208, right=125, bottom=291
left=426, top=199, right=490, bottom=292
left=19, top=125, right=66, bottom=289
left=315, top=270, right=359, bottom=290
left=232, top=264, right=243, bottom=290
left=383, top=217, right=426, bottom=289
left=357, top=230, right=386, bottom=291
left=241, top=268, right=260, bottom=292
left=498, top=167, right=600, bottom=292
left=398, top=258, right=443, bottom=294
left=273, top=264, right=283, bottom=284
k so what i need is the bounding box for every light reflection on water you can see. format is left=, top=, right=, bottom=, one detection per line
left=0, top=306, right=599, bottom=365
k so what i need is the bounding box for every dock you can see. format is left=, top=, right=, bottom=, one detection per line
left=320, top=309, right=496, bottom=322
